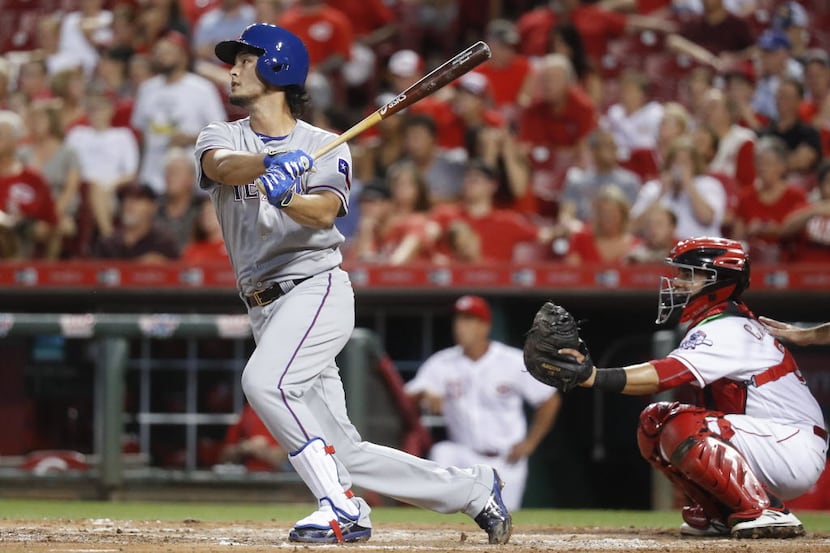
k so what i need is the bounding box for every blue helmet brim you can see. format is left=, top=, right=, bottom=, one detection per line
left=215, top=39, right=264, bottom=65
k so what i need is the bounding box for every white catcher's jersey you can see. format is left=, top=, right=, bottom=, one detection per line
left=405, top=341, right=556, bottom=456
left=194, top=118, right=350, bottom=295
left=668, top=314, right=825, bottom=430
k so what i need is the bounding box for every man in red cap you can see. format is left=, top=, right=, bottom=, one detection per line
left=405, top=295, right=562, bottom=511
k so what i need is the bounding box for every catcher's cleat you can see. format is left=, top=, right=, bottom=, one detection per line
left=474, top=470, right=513, bottom=545
left=288, top=498, right=372, bottom=544
left=680, top=504, right=729, bottom=537
left=730, top=508, right=805, bottom=539
left=680, top=521, right=730, bottom=537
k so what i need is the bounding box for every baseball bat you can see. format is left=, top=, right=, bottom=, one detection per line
left=312, top=40, right=492, bottom=161
left=258, top=41, right=492, bottom=195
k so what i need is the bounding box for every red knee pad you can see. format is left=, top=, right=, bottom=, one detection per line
left=637, top=401, right=681, bottom=462
left=636, top=402, right=706, bottom=462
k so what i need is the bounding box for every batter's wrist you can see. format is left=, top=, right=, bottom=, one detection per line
left=277, top=189, right=295, bottom=209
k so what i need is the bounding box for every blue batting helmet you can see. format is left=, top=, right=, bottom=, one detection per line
left=215, top=23, right=309, bottom=87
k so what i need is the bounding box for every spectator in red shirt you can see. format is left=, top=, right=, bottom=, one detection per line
left=666, top=0, right=755, bottom=72
left=514, top=54, right=598, bottom=218
left=181, top=195, right=229, bottom=265
left=218, top=403, right=287, bottom=472
left=326, top=0, right=395, bottom=47
left=445, top=72, right=505, bottom=158
left=732, top=136, right=808, bottom=263
left=426, top=160, right=554, bottom=264
left=0, top=110, right=59, bottom=259
left=701, top=87, right=756, bottom=192
left=563, top=184, right=641, bottom=265
left=548, top=23, right=603, bottom=109
left=516, top=0, right=671, bottom=66
left=603, top=69, right=664, bottom=181
left=780, top=159, right=830, bottom=263
left=380, top=161, right=435, bottom=265
left=477, top=19, right=532, bottom=124
left=346, top=163, right=434, bottom=265
left=278, top=0, right=352, bottom=74
left=386, top=49, right=456, bottom=150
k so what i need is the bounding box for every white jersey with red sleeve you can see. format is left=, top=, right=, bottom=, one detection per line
left=655, top=311, right=824, bottom=430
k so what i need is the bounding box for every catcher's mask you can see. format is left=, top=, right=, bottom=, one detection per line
left=656, top=236, right=750, bottom=325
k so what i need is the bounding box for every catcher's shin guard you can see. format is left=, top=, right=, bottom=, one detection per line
left=639, top=405, right=770, bottom=525
left=638, top=403, right=729, bottom=525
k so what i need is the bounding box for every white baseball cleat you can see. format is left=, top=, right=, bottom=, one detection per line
left=288, top=497, right=372, bottom=544
left=730, top=509, right=805, bottom=539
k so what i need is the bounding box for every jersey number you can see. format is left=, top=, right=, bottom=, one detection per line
left=233, top=183, right=260, bottom=201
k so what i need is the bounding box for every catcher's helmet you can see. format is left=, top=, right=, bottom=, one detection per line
left=215, top=23, right=309, bottom=87
left=656, top=236, right=750, bottom=325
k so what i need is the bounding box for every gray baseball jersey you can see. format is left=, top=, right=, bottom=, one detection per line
left=194, top=117, right=496, bottom=518
left=194, top=118, right=349, bottom=294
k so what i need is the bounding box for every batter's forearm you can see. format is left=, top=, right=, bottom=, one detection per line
left=282, top=192, right=340, bottom=229
left=206, top=150, right=268, bottom=186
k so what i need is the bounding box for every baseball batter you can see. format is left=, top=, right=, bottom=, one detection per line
left=194, top=23, right=511, bottom=545
left=549, top=237, right=827, bottom=538
left=405, top=295, right=561, bottom=511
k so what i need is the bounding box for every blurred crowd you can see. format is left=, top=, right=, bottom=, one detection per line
left=0, top=0, right=829, bottom=266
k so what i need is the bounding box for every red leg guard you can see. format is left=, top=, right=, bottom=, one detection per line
left=647, top=406, right=769, bottom=525
left=668, top=434, right=769, bottom=525
left=637, top=403, right=728, bottom=524
left=637, top=402, right=770, bottom=526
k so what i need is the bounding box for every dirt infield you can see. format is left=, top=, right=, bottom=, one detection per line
left=2, top=518, right=830, bottom=553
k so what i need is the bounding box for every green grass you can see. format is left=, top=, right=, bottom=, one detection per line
left=2, top=499, right=830, bottom=532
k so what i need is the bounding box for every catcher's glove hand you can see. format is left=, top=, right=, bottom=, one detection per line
left=523, top=301, right=593, bottom=392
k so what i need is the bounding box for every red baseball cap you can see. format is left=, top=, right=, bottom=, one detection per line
left=454, top=295, right=492, bottom=322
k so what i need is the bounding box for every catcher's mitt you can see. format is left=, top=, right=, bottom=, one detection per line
left=523, top=302, right=593, bottom=392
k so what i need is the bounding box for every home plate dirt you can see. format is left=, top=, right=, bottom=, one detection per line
left=2, top=519, right=830, bottom=552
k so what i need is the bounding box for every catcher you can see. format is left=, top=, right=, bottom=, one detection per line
left=523, top=237, right=828, bottom=539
